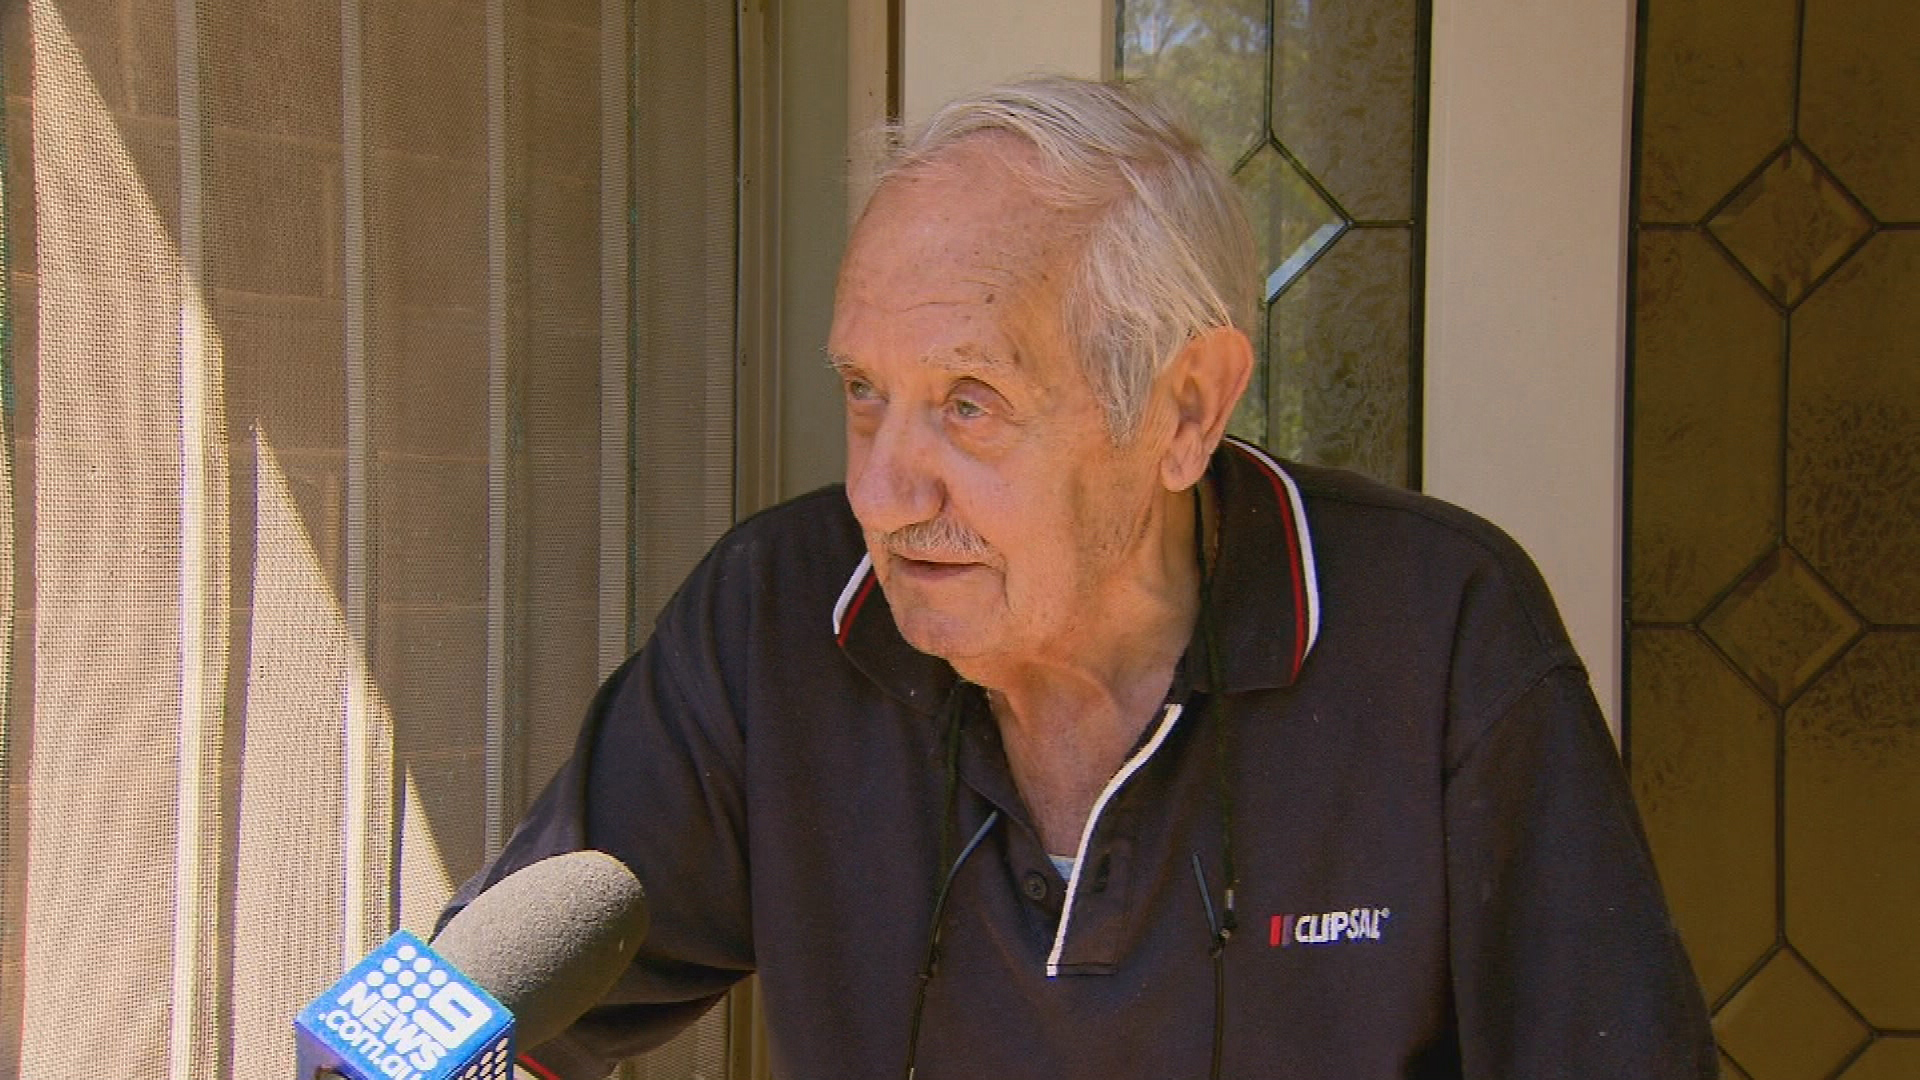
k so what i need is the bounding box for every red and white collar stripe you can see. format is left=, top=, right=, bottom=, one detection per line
left=1225, top=438, right=1322, bottom=668
left=831, top=553, right=876, bottom=644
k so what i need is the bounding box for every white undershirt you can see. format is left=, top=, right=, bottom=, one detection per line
left=1049, top=854, right=1077, bottom=881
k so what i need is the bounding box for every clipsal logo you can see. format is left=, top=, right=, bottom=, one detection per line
left=320, top=942, right=497, bottom=1078
left=1270, top=907, right=1391, bottom=946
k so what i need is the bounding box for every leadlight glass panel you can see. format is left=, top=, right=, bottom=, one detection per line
left=1629, top=0, right=1920, bottom=1069
left=1120, top=0, right=1428, bottom=487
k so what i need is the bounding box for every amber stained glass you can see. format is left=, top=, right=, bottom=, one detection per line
left=1629, top=0, right=1920, bottom=1070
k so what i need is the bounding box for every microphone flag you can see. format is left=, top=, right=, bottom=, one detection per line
left=295, top=930, right=515, bottom=1080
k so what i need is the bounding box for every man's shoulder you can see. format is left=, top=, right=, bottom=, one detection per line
left=1279, top=459, right=1578, bottom=665
left=1271, top=461, right=1587, bottom=749
left=1285, top=460, right=1551, bottom=588
left=726, top=483, right=861, bottom=548
left=664, top=484, right=867, bottom=629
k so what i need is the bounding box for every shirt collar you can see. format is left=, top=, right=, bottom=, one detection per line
left=1194, top=437, right=1323, bottom=691
left=831, top=437, right=1322, bottom=709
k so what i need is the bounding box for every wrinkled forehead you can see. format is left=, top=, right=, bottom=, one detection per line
left=839, top=139, right=1088, bottom=308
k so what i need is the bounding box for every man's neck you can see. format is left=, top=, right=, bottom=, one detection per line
left=958, top=483, right=1212, bottom=854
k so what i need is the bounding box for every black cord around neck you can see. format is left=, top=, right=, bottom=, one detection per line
left=1193, top=479, right=1237, bottom=1080
left=904, top=682, right=1001, bottom=1080
left=901, top=480, right=1239, bottom=1079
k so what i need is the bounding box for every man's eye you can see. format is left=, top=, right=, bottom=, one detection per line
left=950, top=397, right=987, bottom=420
left=845, top=378, right=878, bottom=402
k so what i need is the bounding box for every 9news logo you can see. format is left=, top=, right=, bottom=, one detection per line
left=297, top=931, right=514, bottom=1080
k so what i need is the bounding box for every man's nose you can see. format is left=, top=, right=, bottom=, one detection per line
left=847, top=406, right=942, bottom=537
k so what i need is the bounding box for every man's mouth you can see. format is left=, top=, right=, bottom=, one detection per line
left=891, top=554, right=978, bottom=581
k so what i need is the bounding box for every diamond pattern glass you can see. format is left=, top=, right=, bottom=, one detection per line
left=1786, top=634, right=1920, bottom=1030
left=1715, top=950, right=1871, bottom=1080
left=1637, top=0, right=1797, bottom=223
left=1267, top=228, right=1409, bottom=482
left=1630, top=231, right=1783, bottom=623
left=1269, top=0, right=1417, bottom=221
left=1700, top=549, right=1860, bottom=705
left=1120, top=0, right=1422, bottom=489
left=1629, top=629, right=1777, bottom=1003
left=1632, top=0, right=1920, bottom=1064
left=1801, top=0, right=1920, bottom=221
left=1708, top=144, right=1873, bottom=308
left=1787, top=234, right=1920, bottom=624
left=1234, top=143, right=1344, bottom=304
left=1840, top=1038, right=1920, bottom=1080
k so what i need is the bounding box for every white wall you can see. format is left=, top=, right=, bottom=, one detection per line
left=1423, top=0, right=1635, bottom=731
left=896, top=0, right=1636, bottom=730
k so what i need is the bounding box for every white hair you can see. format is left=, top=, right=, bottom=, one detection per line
left=874, top=75, right=1256, bottom=441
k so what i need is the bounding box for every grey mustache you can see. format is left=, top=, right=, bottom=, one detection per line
left=881, top=518, right=989, bottom=561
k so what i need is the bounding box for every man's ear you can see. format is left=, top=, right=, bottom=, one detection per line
left=1159, top=326, right=1254, bottom=491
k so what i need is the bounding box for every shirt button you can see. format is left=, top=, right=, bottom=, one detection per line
left=1022, top=871, right=1049, bottom=902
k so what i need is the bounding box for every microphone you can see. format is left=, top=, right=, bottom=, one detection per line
left=295, top=850, right=650, bottom=1080
left=433, top=848, right=650, bottom=1050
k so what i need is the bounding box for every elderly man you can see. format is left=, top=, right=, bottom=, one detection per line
left=449, top=77, right=1715, bottom=1079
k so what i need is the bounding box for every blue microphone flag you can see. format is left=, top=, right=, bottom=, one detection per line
left=295, top=930, right=515, bottom=1080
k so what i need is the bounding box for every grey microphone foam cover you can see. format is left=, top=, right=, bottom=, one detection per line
left=432, top=850, right=649, bottom=1051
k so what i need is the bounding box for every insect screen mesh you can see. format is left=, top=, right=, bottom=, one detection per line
left=0, top=1, right=740, bottom=1076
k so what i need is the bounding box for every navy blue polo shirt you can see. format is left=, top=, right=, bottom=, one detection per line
left=446, top=439, right=1716, bottom=1080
